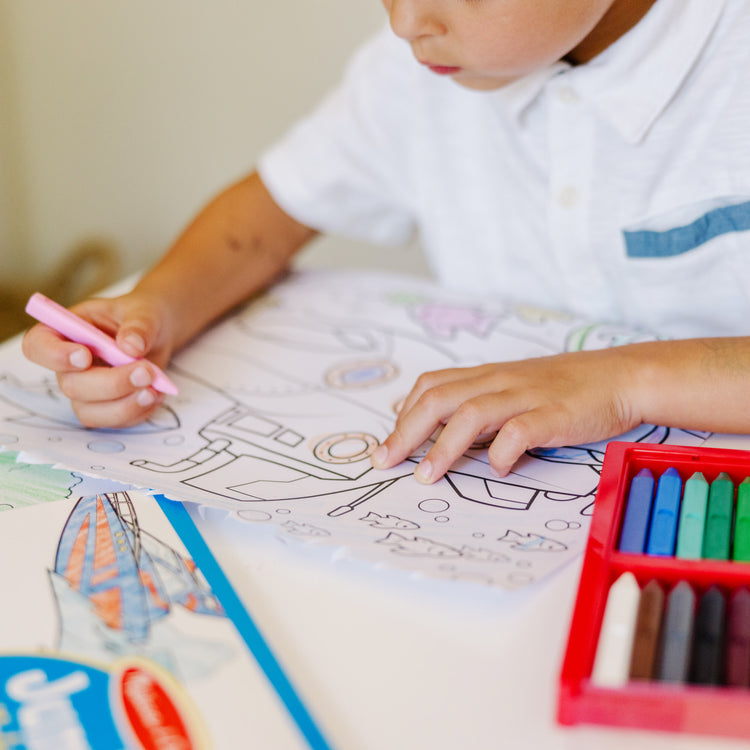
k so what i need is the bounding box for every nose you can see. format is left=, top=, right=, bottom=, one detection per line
left=385, top=0, right=444, bottom=41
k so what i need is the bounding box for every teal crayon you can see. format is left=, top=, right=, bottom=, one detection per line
left=690, top=585, right=726, bottom=685
left=675, top=472, right=708, bottom=559
left=656, top=580, right=695, bottom=684
left=646, top=467, right=682, bottom=556
left=733, top=478, right=750, bottom=562
left=618, top=468, right=655, bottom=553
left=726, top=587, right=750, bottom=687
left=702, top=472, right=735, bottom=560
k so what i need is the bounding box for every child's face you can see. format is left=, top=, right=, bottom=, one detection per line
left=381, top=0, right=656, bottom=90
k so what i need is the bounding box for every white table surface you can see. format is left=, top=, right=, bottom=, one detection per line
left=193, top=491, right=750, bottom=750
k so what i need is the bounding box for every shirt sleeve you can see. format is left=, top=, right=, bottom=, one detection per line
left=257, top=28, right=418, bottom=246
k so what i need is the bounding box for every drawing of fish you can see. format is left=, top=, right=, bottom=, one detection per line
left=497, top=530, right=567, bottom=552
left=359, top=512, right=419, bottom=530
left=458, top=546, right=509, bottom=563
left=282, top=520, right=331, bottom=537
left=376, top=532, right=461, bottom=558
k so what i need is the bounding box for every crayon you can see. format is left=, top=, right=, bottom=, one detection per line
left=646, top=467, right=682, bottom=557
left=690, top=585, right=726, bottom=685
left=675, top=472, right=708, bottom=559
left=618, top=468, right=655, bottom=553
left=733, top=478, right=750, bottom=562
left=726, top=587, right=750, bottom=688
left=702, top=472, right=735, bottom=560
left=628, top=579, right=664, bottom=681
left=591, top=572, right=641, bottom=687
left=25, top=292, right=179, bottom=396
left=656, top=580, right=695, bottom=683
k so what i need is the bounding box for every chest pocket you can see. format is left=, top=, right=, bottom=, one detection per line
left=620, top=196, right=750, bottom=336
left=623, top=198, right=750, bottom=258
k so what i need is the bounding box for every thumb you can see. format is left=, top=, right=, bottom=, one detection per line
left=108, top=298, right=167, bottom=362
left=117, top=328, right=149, bottom=359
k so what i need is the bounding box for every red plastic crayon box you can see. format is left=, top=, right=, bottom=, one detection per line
left=558, top=441, right=750, bottom=740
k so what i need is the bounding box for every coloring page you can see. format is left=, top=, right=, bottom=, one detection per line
left=0, top=269, right=709, bottom=589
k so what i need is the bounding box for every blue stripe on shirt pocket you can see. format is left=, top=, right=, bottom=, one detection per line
left=623, top=200, right=750, bottom=258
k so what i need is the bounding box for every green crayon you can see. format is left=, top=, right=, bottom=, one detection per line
left=734, top=478, right=750, bottom=562
left=675, top=472, right=709, bottom=559
left=702, top=472, right=735, bottom=560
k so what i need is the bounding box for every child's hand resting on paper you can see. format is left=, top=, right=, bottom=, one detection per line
left=370, top=349, right=642, bottom=482
left=369, top=338, right=750, bottom=483
left=22, top=292, right=176, bottom=428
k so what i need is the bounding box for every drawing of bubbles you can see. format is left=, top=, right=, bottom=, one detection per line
left=418, top=498, right=450, bottom=514
left=472, top=532, right=485, bottom=539
left=236, top=509, right=273, bottom=523
left=87, top=439, right=125, bottom=454
left=545, top=519, right=582, bottom=532
left=434, top=515, right=450, bottom=523
left=275, top=508, right=291, bottom=514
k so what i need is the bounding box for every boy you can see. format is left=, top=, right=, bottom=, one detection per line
left=22, top=0, right=750, bottom=485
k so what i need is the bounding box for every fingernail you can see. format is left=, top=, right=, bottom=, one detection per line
left=69, top=349, right=88, bottom=369
left=122, top=332, right=146, bottom=356
left=415, top=459, right=433, bottom=484
left=136, top=389, right=156, bottom=408
left=371, top=444, right=388, bottom=467
left=130, top=366, right=152, bottom=388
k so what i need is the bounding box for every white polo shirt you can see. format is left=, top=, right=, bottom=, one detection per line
left=258, top=0, right=750, bottom=339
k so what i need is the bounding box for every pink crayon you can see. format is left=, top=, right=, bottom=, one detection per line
left=25, top=292, right=179, bottom=396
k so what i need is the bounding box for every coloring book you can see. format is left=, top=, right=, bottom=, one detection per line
left=0, top=478, right=327, bottom=749
left=0, top=269, right=709, bottom=590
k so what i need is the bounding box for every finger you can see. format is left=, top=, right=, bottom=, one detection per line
left=396, top=366, right=484, bottom=425
left=72, top=388, right=165, bottom=429
left=57, top=361, right=163, bottom=404
left=373, top=377, right=481, bottom=470
left=72, top=296, right=170, bottom=366
left=412, top=393, right=515, bottom=483
left=487, top=406, right=569, bottom=477
left=22, top=323, right=93, bottom=372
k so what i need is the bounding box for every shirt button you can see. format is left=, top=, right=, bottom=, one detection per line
left=557, top=86, right=580, bottom=104
left=557, top=186, right=580, bottom=208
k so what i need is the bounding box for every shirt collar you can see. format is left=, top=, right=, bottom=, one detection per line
left=495, top=0, right=727, bottom=144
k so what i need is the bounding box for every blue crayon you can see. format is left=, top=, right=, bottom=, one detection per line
left=646, top=467, right=682, bottom=556
left=619, top=468, right=655, bottom=553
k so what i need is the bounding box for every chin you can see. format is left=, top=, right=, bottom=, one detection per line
left=451, top=74, right=517, bottom=91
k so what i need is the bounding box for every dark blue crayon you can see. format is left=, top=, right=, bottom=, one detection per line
left=646, top=467, right=682, bottom=557
left=618, top=468, right=655, bottom=553
left=690, top=585, right=726, bottom=685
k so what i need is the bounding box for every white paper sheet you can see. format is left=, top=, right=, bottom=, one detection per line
left=0, top=269, right=709, bottom=589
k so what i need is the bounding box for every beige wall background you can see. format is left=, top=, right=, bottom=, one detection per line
left=0, top=0, right=428, bottom=296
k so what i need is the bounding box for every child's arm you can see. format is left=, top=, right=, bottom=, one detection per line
left=370, top=338, right=750, bottom=482
left=22, top=171, right=316, bottom=427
